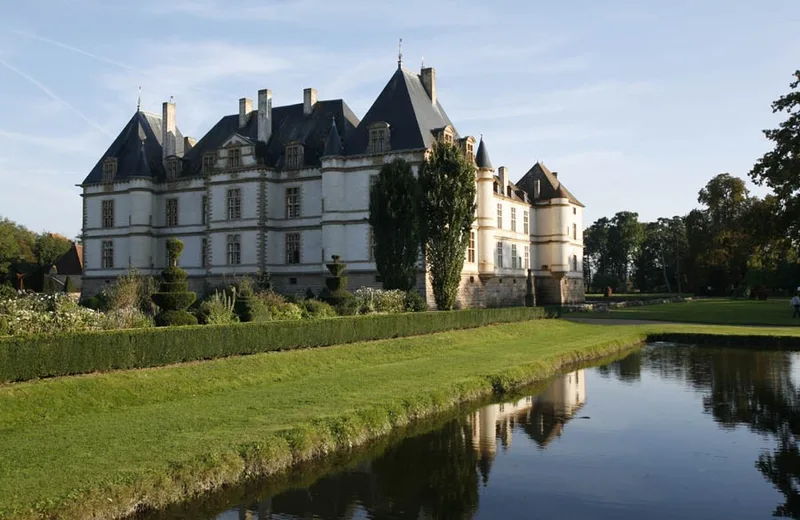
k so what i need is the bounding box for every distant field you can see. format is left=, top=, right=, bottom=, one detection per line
left=584, top=293, right=693, bottom=302
left=579, top=298, right=800, bottom=327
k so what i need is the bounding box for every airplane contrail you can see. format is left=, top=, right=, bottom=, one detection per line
left=0, top=59, right=110, bottom=136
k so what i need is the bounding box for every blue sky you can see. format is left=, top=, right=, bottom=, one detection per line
left=0, top=0, right=798, bottom=238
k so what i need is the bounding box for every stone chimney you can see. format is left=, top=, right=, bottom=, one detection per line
left=421, top=67, right=436, bottom=105
left=498, top=166, right=508, bottom=192
left=258, top=89, right=273, bottom=144
left=552, top=171, right=558, bottom=178
left=162, top=100, right=176, bottom=160
left=303, top=88, right=317, bottom=115
left=239, top=98, right=252, bottom=128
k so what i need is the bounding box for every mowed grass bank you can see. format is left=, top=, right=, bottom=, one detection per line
left=1, top=319, right=645, bottom=520
left=578, top=298, right=800, bottom=327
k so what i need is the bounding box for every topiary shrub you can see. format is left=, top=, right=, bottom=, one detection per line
left=404, top=290, right=428, bottom=312
left=319, top=255, right=354, bottom=314
left=63, top=276, right=76, bottom=294
left=300, top=299, right=337, bottom=319
left=151, top=238, right=197, bottom=327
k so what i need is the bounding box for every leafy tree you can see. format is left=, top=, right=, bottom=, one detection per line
left=419, top=141, right=476, bottom=310
left=607, top=211, right=643, bottom=288
left=34, top=233, right=72, bottom=267
left=368, top=158, right=421, bottom=291
left=698, top=173, right=750, bottom=234
left=750, top=70, right=800, bottom=243
left=583, top=217, right=611, bottom=291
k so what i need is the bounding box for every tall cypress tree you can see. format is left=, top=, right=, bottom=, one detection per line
left=368, top=158, right=421, bottom=291
left=419, top=141, right=476, bottom=310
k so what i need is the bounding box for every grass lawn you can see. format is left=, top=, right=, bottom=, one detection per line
left=3, top=318, right=800, bottom=518
left=577, top=298, right=800, bottom=327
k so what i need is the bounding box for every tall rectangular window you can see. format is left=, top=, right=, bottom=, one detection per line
left=101, top=200, right=114, bottom=228
left=511, top=244, right=518, bottom=269
left=511, top=207, right=517, bottom=232
left=166, top=198, right=178, bottom=227
left=227, top=188, right=241, bottom=220
left=286, top=145, right=302, bottom=169
left=573, top=223, right=578, bottom=240
left=285, top=187, right=301, bottom=218
left=285, top=233, right=300, bottom=264
left=228, top=148, right=241, bottom=168
left=497, top=203, right=503, bottom=229
left=524, top=246, right=530, bottom=271
left=101, top=240, right=114, bottom=269
left=468, top=231, right=475, bottom=263
left=226, top=234, right=241, bottom=265
left=496, top=241, right=503, bottom=268
left=523, top=211, right=529, bottom=235
left=202, top=154, right=215, bottom=174
left=201, top=195, right=208, bottom=225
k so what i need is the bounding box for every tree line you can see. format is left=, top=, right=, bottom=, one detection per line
left=0, top=218, right=74, bottom=291
left=585, top=69, right=800, bottom=296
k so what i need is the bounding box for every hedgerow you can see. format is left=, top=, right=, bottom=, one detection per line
left=0, top=306, right=553, bottom=383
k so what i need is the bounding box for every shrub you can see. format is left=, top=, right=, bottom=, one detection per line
left=0, top=307, right=553, bottom=382
left=0, top=293, right=106, bottom=336
left=0, top=283, right=17, bottom=300
left=151, top=239, right=197, bottom=327
left=320, top=255, right=354, bottom=312
left=300, top=299, right=337, bottom=319
left=404, top=291, right=428, bottom=312
left=63, top=276, right=76, bottom=294
left=197, top=290, right=238, bottom=325
left=353, top=287, right=406, bottom=314
left=104, top=270, right=157, bottom=315
left=249, top=291, right=303, bottom=321
left=102, top=308, right=154, bottom=330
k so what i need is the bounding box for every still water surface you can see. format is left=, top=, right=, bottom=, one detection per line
left=153, top=344, right=800, bottom=519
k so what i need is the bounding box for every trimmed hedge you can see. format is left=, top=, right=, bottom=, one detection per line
left=0, top=307, right=552, bottom=383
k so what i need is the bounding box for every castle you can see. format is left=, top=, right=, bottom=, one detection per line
left=80, top=61, right=585, bottom=307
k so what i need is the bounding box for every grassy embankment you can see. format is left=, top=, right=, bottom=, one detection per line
left=4, top=308, right=800, bottom=519
left=578, top=297, right=800, bottom=327
left=2, top=319, right=644, bottom=519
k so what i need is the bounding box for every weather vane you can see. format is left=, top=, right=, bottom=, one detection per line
left=398, top=38, right=403, bottom=69
left=136, top=86, right=142, bottom=112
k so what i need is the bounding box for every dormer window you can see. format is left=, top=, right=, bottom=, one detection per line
left=285, top=143, right=303, bottom=169
left=102, top=158, right=117, bottom=183
left=166, top=158, right=180, bottom=180
left=369, top=122, right=391, bottom=154
left=228, top=147, right=241, bottom=168
left=202, top=153, right=215, bottom=174
left=436, top=126, right=455, bottom=145
left=459, top=137, right=475, bottom=160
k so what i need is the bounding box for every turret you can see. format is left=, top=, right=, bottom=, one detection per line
left=475, top=136, right=495, bottom=277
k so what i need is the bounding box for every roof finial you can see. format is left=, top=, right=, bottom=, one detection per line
left=421, top=56, right=425, bottom=69
left=136, top=86, right=141, bottom=112
left=397, top=38, right=403, bottom=69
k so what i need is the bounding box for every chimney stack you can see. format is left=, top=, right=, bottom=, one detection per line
left=162, top=100, right=176, bottom=160
left=498, top=166, right=508, bottom=192
left=183, top=136, right=196, bottom=153
left=303, top=88, right=317, bottom=115
left=421, top=67, right=436, bottom=105
left=239, top=98, right=252, bottom=128
left=552, top=171, right=558, bottom=178
left=258, top=89, right=273, bottom=144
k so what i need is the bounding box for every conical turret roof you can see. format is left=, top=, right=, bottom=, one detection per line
left=475, top=136, right=493, bottom=169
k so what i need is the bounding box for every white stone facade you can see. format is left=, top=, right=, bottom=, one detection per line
left=81, top=66, right=585, bottom=306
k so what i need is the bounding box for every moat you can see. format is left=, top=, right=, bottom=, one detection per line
left=144, top=344, right=799, bottom=519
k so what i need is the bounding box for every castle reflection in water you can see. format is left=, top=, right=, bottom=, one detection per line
left=469, top=369, right=586, bottom=455
left=212, top=371, right=588, bottom=520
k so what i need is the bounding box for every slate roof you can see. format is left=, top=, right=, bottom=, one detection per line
left=516, top=162, right=584, bottom=207
left=54, top=243, right=83, bottom=275
left=346, top=66, right=458, bottom=154
left=183, top=99, right=359, bottom=175
left=475, top=137, right=492, bottom=169
left=84, top=101, right=359, bottom=184
left=322, top=117, right=344, bottom=156
left=82, top=111, right=177, bottom=185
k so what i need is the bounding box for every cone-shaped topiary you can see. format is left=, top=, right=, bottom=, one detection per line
left=319, top=255, right=354, bottom=312
left=151, top=238, right=197, bottom=326
left=63, top=276, right=75, bottom=294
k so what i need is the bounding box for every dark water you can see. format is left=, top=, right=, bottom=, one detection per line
left=150, top=344, right=800, bottom=519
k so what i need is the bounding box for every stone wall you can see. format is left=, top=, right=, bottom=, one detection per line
left=534, top=276, right=586, bottom=306
left=422, top=272, right=528, bottom=309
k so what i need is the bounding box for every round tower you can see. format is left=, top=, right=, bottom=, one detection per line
left=474, top=137, right=495, bottom=277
